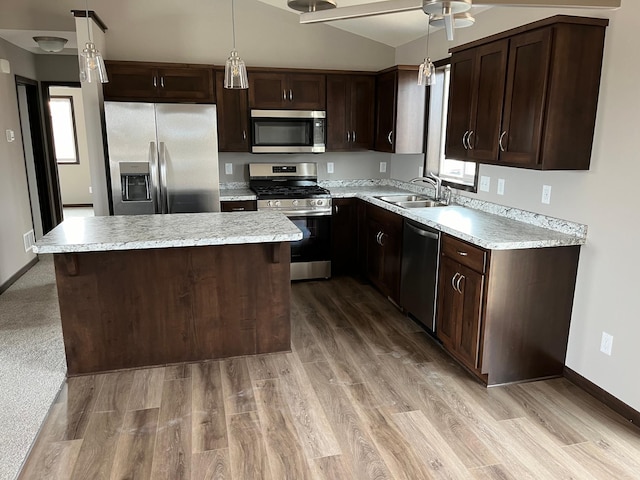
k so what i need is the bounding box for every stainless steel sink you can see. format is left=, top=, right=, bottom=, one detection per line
left=376, top=194, right=446, bottom=209
left=377, top=194, right=429, bottom=202
left=395, top=200, right=444, bottom=208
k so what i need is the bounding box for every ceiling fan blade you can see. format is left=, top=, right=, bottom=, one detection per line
left=472, top=0, right=620, bottom=7
left=299, top=0, right=422, bottom=24
left=298, top=0, right=620, bottom=24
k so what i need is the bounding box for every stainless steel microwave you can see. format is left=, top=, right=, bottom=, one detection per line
left=250, top=110, right=326, bottom=153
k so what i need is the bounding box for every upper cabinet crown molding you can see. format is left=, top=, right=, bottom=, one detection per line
left=445, top=15, right=608, bottom=170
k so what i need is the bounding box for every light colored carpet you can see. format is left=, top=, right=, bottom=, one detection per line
left=0, top=255, right=66, bottom=480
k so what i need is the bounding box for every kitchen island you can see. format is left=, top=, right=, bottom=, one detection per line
left=34, top=212, right=303, bottom=375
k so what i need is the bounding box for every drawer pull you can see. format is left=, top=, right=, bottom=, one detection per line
left=231, top=207, right=245, bottom=211
left=457, top=250, right=468, bottom=257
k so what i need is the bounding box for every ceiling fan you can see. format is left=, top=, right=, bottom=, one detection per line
left=294, top=0, right=620, bottom=41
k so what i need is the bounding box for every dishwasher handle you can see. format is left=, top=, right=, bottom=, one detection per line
left=405, top=222, right=439, bottom=240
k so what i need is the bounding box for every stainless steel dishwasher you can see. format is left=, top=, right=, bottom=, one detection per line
left=400, top=220, right=440, bottom=333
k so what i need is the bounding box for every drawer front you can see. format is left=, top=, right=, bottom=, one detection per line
left=220, top=200, right=257, bottom=212
left=441, top=234, right=487, bottom=273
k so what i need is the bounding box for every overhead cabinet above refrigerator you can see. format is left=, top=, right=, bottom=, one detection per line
left=105, top=102, right=221, bottom=215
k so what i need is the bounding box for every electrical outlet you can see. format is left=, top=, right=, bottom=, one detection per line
left=6, top=129, right=15, bottom=143
left=225, top=163, right=233, bottom=175
left=479, top=176, right=491, bottom=192
left=418, top=166, right=424, bottom=177
left=542, top=185, right=552, bottom=204
left=327, top=162, right=334, bottom=174
left=380, top=162, right=387, bottom=173
left=497, top=178, right=505, bottom=195
left=600, top=332, right=613, bottom=356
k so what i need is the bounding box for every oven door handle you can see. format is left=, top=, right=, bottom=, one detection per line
left=269, top=210, right=332, bottom=217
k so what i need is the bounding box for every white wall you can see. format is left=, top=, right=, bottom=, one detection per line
left=396, top=5, right=640, bottom=411
left=0, top=38, right=37, bottom=286
left=50, top=86, right=92, bottom=205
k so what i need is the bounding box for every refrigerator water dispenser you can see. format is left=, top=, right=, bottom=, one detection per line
left=120, top=162, right=151, bottom=202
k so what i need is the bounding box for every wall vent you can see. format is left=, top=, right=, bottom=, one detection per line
left=23, top=230, right=35, bottom=252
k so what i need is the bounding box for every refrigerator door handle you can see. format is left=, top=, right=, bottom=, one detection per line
left=159, top=141, right=169, bottom=214
left=149, top=141, right=160, bottom=213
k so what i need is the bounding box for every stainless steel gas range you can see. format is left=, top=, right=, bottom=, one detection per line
left=249, top=163, right=331, bottom=281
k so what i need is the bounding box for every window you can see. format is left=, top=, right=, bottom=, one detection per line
left=425, top=64, right=478, bottom=191
left=49, top=96, right=79, bottom=164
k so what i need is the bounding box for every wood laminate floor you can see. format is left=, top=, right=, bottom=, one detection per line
left=18, top=277, right=640, bottom=479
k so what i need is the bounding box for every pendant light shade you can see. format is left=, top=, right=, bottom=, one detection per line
left=418, top=14, right=435, bottom=87
left=224, top=0, right=249, bottom=89
left=79, top=0, right=108, bottom=84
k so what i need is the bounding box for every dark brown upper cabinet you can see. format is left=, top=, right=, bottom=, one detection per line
left=215, top=70, right=250, bottom=152
left=445, top=15, right=608, bottom=170
left=326, top=74, right=375, bottom=151
left=374, top=66, right=426, bottom=154
left=248, top=71, right=326, bottom=110
left=104, top=61, right=215, bottom=103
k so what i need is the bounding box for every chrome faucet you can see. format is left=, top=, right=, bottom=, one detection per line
left=410, top=172, right=443, bottom=201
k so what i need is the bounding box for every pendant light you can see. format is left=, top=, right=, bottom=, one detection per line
left=418, top=15, right=435, bottom=87
left=79, top=0, right=108, bottom=83
left=224, top=0, right=248, bottom=89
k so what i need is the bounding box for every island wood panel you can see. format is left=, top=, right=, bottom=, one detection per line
left=54, top=243, right=291, bottom=375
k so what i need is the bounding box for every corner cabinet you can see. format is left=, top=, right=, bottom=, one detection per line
left=104, top=61, right=215, bottom=103
left=215, top=70, right=250, bottom=152
left=445, top=15, right=608, bottom=170
left=436, top=234, right=581, bottom=386
left=248, top=71, right=326, bottom=110
left=374, top=66, right=426, bottom=154
left=326, top=75, right=375, bottom=151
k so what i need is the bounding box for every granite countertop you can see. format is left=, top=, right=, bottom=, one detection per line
left=220, top=188, right=256, bottom=201
left=329, top=186, right=586, bottom=250
left=33, top=212, right=303, bottom=254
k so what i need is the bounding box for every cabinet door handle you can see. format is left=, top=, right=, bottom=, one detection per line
left=387, top=131, right=393, bottom=145
left=283, top=90, right=287, bottom=101
left=499, top=131, right=507, bottom=152
left=347, top=131, right=351, bottom=142
left=451, top=272, right=460, bottom=291
left=242, top=130, right=247, bottom=140
left=352, top=131, right=356, bottom=143
left=334, top=205, right=339, bottom=214
left=456, top=274, right=465, bottom=293
left=468, top=130, right=474, bottom=150
left=462, top=130, right=469, bottom=149
left=153, top=76, right=158, bottom=88
left=376, top=231, right=381, bottom=245
left=289, top=89, right=293, bottom=102
left=457, top=250, right=468, bottom=257
left=160, top=76, right=165, bottom=88
left=379, top=232, right=386, bottom=247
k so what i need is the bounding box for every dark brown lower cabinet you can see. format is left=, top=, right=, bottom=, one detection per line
left=437, top=233, right=580, bottom=386
left=361, top=203, right=403, bottom=303
left=220, top=200, right=257, bottom=212
left=331, top=198, right=357, bottom=276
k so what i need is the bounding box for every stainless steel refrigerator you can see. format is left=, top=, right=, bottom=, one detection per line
left=104, top=102, right=220, bottom=215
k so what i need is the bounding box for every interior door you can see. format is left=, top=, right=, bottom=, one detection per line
left=104, top=102, right=158, bottom=215
left=155, top=104, right=220, bottom=213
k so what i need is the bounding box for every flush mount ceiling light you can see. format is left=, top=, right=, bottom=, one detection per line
left=79, top=0, right=108, bottom=83
left=33, top=36, right=68, bottom=53
left=224, top=0, right=249, bottom=89
left=288, top=0, right=337, bottom=12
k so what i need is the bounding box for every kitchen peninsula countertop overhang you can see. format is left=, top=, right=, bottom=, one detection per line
left=33, top=211, right=303, bottom=254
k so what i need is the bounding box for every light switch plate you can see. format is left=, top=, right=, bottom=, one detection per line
left=6, top=129, right=15, bottom=143
left=0, top=59, right=10, bottom=74
left=225, top=163, right=233, bottom=175
left=380, top=162, right=387, bottom=173
left=497, top=178, right=505, bottom=195
left=327, top=162, right=334, bottom=174
left=542, top=185, right=552, bottom=204
left=600, top=332, right=613, bottom=356
left=479, top=176, right=490, bottom=192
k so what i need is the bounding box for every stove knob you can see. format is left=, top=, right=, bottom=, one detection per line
left=275, top=200, right=281, bottom=207
left=267, top=200, right=272, bottom=207
left=316, top=199, right=324, bottom=206
left=309, top=199, right=316, bottom=206
left=293, top=199, right=299, bottom=206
